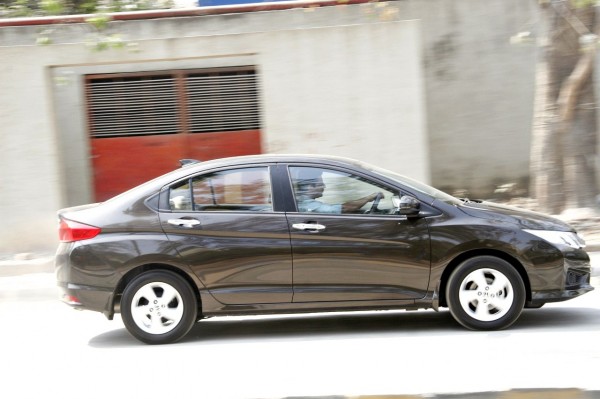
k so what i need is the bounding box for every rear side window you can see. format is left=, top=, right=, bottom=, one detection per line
left=169, top=167, right=272, bottom=212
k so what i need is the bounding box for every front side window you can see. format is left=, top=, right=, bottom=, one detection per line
left=289, top=167, right=398, bottom=215
left=169, top=167, right=272, bottom=212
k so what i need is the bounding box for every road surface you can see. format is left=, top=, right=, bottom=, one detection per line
left=0, top=258, right=599, bottom=399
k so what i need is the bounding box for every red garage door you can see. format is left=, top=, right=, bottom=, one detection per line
left=86, top=67, right=262, bottom=201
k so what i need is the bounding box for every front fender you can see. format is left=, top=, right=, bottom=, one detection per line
left=428, top=222, right=564, bottom=292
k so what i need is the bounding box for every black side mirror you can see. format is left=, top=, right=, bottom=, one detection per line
left=397, top=195, right=421, bottom=216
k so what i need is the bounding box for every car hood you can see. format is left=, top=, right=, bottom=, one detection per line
left=458, top=201, right=574, bottom=232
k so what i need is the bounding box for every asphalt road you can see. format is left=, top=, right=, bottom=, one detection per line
left=0, top=258, right=599, bottom=399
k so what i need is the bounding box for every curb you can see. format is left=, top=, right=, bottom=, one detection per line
left=274, top=391, right=600, bottom=399
left=0, top=255, right=54, bottom=277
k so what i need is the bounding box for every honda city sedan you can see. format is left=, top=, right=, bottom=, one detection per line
left=55, top=154, right=594, bottom=344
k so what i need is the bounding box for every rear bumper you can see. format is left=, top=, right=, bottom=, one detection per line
left=55, top=242, right=119, bottom=319
left=57, top=282, right=116, bottom=320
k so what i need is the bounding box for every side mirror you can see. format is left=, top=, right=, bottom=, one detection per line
left=395, top=195, right=421, bottom=216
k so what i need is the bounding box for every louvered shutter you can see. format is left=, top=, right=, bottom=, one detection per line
left=187, top=69, right=260, bottom=133
left=87, top=75, right=181, bottom=138
left=86, top=67, right=260, bottom=138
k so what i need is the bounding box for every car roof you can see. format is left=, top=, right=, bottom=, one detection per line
left=171, top=154, right=370, bottom=180
left=186, top=154, right=365, bottom=169
left=103, top=154, right=369, bottom=206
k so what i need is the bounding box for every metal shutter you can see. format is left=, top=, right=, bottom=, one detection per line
left=86, top=67, right=260, bottom=138
left=87, top=74, right=180, bottom=138
left=186, top=69, right=260, bottom=133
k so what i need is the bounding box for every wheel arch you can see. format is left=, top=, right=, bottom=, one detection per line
left=112, top=263, right=203, bottom=318
left=437, top=249, right=531, bottom=308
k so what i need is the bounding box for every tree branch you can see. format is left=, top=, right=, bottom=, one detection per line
left=556, top=48, right=594, bottom=122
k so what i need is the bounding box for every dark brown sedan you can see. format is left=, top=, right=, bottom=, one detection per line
left=55, top=155, right=593, bottom=344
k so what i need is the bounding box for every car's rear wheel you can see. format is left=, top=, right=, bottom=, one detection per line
left=121, top=271, right=197, bottom=344
left=446, top=256, right=525, bottom=331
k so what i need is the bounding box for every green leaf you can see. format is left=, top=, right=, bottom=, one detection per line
left=85, top=14, right=112, bottom=31
left=40, top=0, right=64, bottom=15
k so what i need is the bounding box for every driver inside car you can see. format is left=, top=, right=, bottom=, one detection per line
left=295, top=168, right=382, bottom=214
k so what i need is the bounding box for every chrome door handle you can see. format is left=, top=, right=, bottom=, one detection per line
left=292, top=223, right=326, bottom=232
left=168, top=218, right=201, bottom=228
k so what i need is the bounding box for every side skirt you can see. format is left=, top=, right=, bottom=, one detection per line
left=199, top=290, right=438, bottom=318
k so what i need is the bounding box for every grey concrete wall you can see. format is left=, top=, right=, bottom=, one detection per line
left=398, top=0, right=539, bottom=196
left=0, top=3, right=427, bottom=253
left=261, top=21, right=427, bottom=175
left=0, top=45, right=66, bottom=254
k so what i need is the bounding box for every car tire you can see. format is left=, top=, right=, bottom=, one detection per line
left=446, top=256, right=525, bottom=331
left=121, top=271, right=198, bottom=344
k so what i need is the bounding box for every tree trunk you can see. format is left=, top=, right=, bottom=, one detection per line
left=531, top=0, right=598, bottom=214
left=530, top=5, right=564, bottom=214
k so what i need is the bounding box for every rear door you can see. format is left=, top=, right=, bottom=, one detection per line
left=159, top=164, right=292, bottom=305
left=284, top=165, right=431, bottom=302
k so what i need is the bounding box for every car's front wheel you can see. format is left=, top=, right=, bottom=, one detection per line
left=446, top=256, right=525, bottom=331
left=121, top=271, right=198, bottom=344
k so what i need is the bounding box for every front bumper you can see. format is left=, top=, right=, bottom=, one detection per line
left=528, top=284, right=594, bottom=306
left=528, top=253, right=594, bottom=307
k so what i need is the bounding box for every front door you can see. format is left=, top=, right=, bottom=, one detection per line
left=286, top=166, right=431, bottom=302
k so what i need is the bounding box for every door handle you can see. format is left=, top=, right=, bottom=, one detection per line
left=168, top=218, right=201, bottom=228
left=292, top=223, right=326, bottom=232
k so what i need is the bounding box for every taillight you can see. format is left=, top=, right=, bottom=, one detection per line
left=59, top=218, right=101, bottom=242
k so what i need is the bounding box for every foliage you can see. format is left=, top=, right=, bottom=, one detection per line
left=571, top=0, right=597, bottom=8
left=0, top=0, right=175, bottom=18
left=85, top=12, right=111, bottom=29
left=0, top=0, right=174, bottom=51
left=40, top=0, right=64, bottom=14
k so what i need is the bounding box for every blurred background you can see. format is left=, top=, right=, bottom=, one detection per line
left=0, top=0, right=598, bottom=254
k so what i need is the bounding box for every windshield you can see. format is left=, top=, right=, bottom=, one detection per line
left=364, top=163, right=461, bottom=204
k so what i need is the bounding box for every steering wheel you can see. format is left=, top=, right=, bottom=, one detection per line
left=367, top=192, right=384, bottom=214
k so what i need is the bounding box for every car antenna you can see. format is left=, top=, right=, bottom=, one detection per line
left=179, top=159, right=201, bottom=167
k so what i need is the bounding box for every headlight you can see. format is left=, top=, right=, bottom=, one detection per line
left=524, top=229, right=586, bottom=249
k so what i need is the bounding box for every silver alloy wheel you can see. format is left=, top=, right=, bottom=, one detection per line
left=130, top=281, right=185, bottom=334
left=458, top=268, right=514, bottom=322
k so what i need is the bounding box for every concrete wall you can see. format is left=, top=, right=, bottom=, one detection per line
left=397, top=0, right=539, bottom=196
left=0, top=43, right=66, bottom=254
left=0, top=3, right=428, bottom=253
